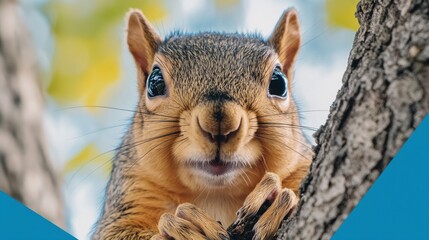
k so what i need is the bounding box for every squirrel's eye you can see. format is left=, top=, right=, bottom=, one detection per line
left=147, top=67, right=166, bottom=98
left=268, top=67, right=288, bottom=98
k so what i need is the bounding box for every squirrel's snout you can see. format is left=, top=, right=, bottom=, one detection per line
left=192, top=102, right=248, bottom=152
left=197, top=115, right=241, bottom=144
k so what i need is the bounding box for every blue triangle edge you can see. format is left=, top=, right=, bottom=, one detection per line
left=332, top=114, right=429, bottom=240
left=0, top=191, right=76, bottom=240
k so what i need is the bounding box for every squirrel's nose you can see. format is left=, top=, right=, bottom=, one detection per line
left=197, top=116, right=241, bottom=144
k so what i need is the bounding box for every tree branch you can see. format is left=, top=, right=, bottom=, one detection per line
left=277, top=0, right=429, bottom=239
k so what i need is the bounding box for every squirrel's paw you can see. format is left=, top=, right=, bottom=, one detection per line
left=228, top=172, right=298, bottom=240
left=151, top=203, right=229, bottom=240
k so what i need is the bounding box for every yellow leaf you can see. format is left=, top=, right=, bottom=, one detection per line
left=326, top=0, right=360, bottom=31
left=63, top=144, right=112, bottom=176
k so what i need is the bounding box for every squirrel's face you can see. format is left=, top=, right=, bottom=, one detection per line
left=126, top=10, right=308, bottom=194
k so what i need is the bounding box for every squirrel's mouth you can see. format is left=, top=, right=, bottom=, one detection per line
left=188, top=158, right=241, bottom=176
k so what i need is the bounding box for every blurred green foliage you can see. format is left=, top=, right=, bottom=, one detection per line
left=45, top=0, right=166, bottom=106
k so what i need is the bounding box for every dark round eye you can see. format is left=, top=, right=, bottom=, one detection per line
left=268, top=67, right=288, bottom=98
left=147, top=67, right=166, bottom=98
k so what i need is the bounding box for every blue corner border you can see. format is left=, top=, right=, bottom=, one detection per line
left=0, top=191, right=76, bottom=240
left=333, top=114, right=429, bottom=240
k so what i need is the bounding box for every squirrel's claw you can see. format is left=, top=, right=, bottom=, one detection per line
left=175, top=203, right=229, bottom=239
left=156, top=203, right=229, bottom=240
left=228, top=172, right=298, bottom=240
left=157, top=212, right=205, bottom=240
left=253, top=188, right=297, bottom=240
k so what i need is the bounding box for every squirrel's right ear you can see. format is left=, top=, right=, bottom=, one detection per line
left=126, top=9, right=161, bottom=92
left=268, top=8, right=301, bottom=80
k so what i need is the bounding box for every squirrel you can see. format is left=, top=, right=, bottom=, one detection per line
left=92, top=7, right=313, bottom=240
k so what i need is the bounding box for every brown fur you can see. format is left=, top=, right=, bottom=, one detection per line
left=92, top=8, right=312, bottom=240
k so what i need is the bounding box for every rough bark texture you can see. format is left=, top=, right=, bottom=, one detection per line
left=0, top=0, right=65, bottom=227
left=277, top=0, right=429, bottom=239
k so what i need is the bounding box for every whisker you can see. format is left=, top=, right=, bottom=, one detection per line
left=71, top=131, right=182, bottom=192
left=69, top=155, right=114, bottom=195
left=142, top=120, right=181, bottom=123
left=127, top=134, right=180, bottom=170
left=253, top=134, right=311, bottom=162
left=142, top=125, right=183, bottom=133
left=257, top=122, right=319, bottom=132
left=141, top=113, right=183, bottom=120
left=239, top=169, right=250, bottom=187
left=68, top=123, right=130, bottom=140
left=251, top=126, right=318, bottom=134
left=66, top=130, right=180, bottom=187
left=173, top=136, right=189, bottom=151
left=277, top=24, right=330, bottom=62
left=249, top=110, right=329, bottom=120
left=57, top=105, right=137, bottom=113
left=58, top=105, right=182, bottom=120
left=255, top=131, right=313, bottom=152
left=260, top=154, right=269, bottom=172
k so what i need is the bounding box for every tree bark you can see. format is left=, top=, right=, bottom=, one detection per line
left=0, top=0, right=65, bottom=227
left=277, top=0, right=429, bottom=239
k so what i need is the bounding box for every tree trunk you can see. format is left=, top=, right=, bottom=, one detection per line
left=0, top=0, right=65, bottom=227
left=277, top=0, right=429, bottom=239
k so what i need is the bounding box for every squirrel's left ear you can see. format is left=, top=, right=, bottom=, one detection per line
left=269, top=8, right=301, bottom=79
left=126, top=9, right=161, bottom=94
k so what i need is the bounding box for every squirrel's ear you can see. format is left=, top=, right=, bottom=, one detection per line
left=268, top=8, right=301, bottom=79
left=126, top=9, right=161, bottom=92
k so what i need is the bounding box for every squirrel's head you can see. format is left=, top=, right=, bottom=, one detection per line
left=126, top=9, right=310, bottom=195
